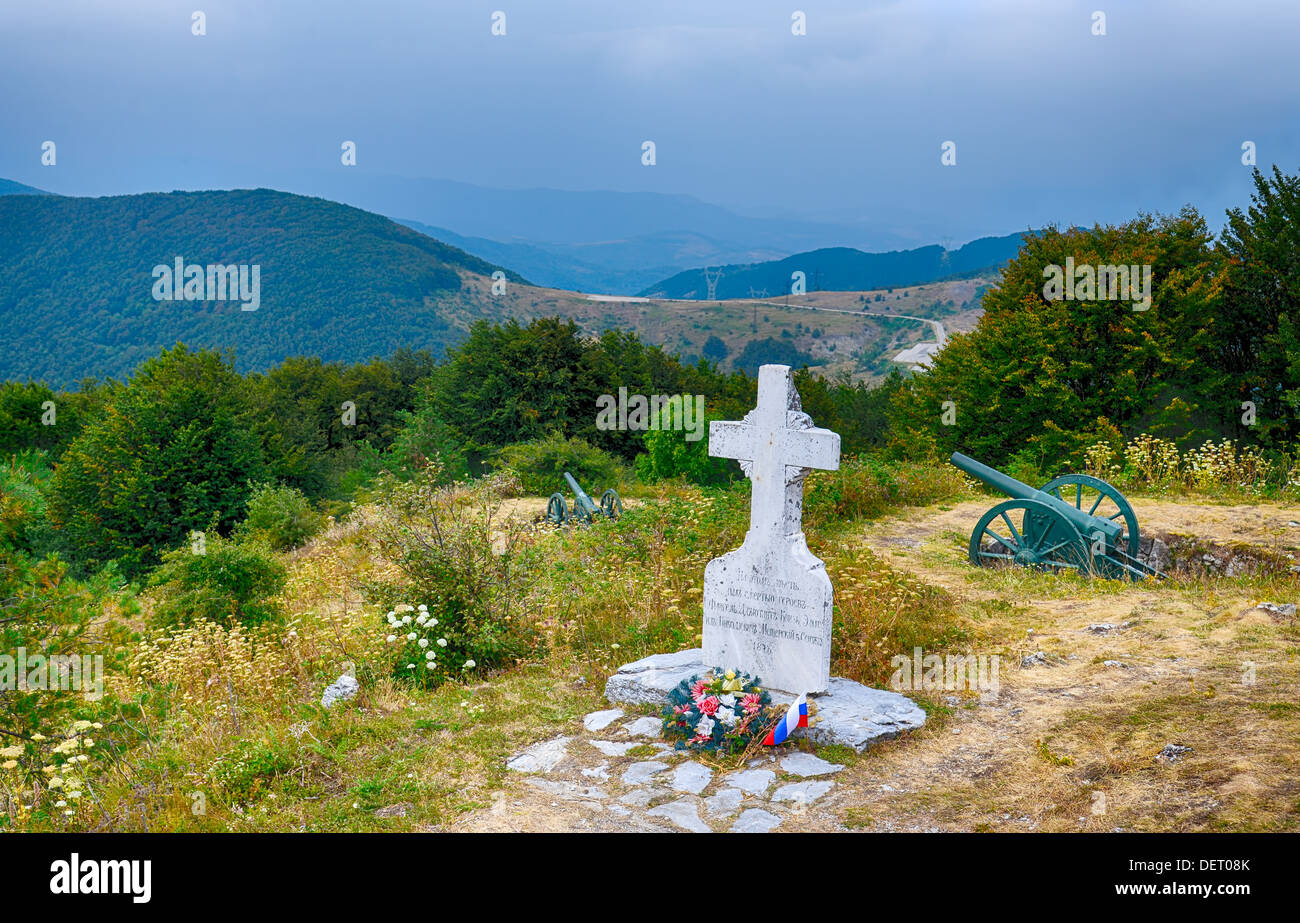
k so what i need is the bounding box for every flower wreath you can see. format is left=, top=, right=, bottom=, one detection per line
left=661, top=668, right=773, bottom=754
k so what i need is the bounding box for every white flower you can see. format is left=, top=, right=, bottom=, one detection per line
left=406, top=664, right=415, bottom=670
left=464, top=660, right=476, bottom=669
left=416, top=615, right=427, bottom=625
left=429, top=618, right=438, bottom=627
left=386, top=634, right=397, bottom=643
left=386, top=611, right=396, bottom=620
left=718, top=693, right=736, bottom=707
left=695, top=715, right=715, bottom=737
left=406, top=632, right=417, bottom=641
left=402, top=615, right=412, bottom=624
left=55, top=800, right=67, bottom=807
left=418, top=604, right=428, bottom=612
left=437, top=638, right=447, bottom=647
left=418, top=638, right=429, bottom=648
left=426, top=662, right=436, bottom=670
left=716, top=706, right=737, bottom=727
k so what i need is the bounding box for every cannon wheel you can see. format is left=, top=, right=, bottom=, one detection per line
left=545, top=493, right=567, bottom=525
left=969, top=499, right=1090, bottom=574
left=600, top=489, right=623, bottom=520
left=1040, top=474, right=1140, bottom=559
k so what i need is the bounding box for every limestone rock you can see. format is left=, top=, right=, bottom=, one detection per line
left=771, top=779, right=834, bottom=806
left=646, top=798, right=711, bottom=833
left=671, top=762, right=713, bottom=795
left=730, top=808, right=782, bottom=833
left=604, top=650, right=708, bottom=706
left=724, top=769, right=774, bottom=796
left=321, top=673, right=359, bottom=709
left=589, top=740, right=639, bottom=757
left=622, top=716, right=663, bottom=738
left=780, top=752, right=844, bottom=778
left=703, top=788, right=744, bottom=817
left=583, top=708, right=624, bottom=732
left=506, top=735, right=570, bottom=774
left=622, top=761, right=670, bottom=786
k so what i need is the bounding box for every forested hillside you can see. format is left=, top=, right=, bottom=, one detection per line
left=640, top=231, right=1035, bottom=299
left=0, top=188, right=524, bottom=385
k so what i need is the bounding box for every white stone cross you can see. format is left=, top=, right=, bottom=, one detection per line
left=709, top=365, right=840, bottom=538
left=702, top=365, right=841, bottom=694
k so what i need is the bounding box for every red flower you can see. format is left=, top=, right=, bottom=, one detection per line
left=697, top=696, right=720, bottom=716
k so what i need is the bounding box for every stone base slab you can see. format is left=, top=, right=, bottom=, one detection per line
left=604, top=649, right=926, bottom=752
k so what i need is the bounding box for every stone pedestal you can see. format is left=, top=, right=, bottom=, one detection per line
left=604, top=649, right=926, bottom=752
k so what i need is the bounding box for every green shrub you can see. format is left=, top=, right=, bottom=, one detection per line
left=148, top=533, right=285, bottom=629
left=237, top=482, right=323, bottom=551
left=805, top=454, right=967, bottom=524
left=495, top=432, right=623, bottom=496
left=635, top=408, right=733, bottom=486
left=367, top=469, right=543, bottom=688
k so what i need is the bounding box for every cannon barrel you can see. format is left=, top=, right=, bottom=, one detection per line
left=563, top=471, right=599, bottom=518
left=949, top=452, right=1122, bottom=543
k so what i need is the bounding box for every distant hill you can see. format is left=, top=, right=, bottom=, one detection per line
left=0, top=178, right=49, bottom=196
left=639, top=231, right=1036, bottom=299
left=397, top=217, right=783, bottom=295
left=0, top=188, right=525, bottom=386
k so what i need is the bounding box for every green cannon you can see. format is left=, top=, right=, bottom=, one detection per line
left=546, top=471, right=622, bottom=525
left=949, top=452, right=1162, bottom=581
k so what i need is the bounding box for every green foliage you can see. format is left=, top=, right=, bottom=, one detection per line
left=635, top=408, right=733, bottom=486
left=237, top=482, right=323, bottom=551
left=47, top=345, right=268, bottom=576
left=147, top=533, right=286, bottom=630
left=804, top=455, right=968, bottom=525
left=0, top=189, right=521, bottom=387
left=367, top=470, right=543, bottom=688
left=496, top=433, right=624, bottom=496
left=1219, top=166, right=1300, bottom=450
left=893, top=211, right=1224, bottom=467
left=733, top=336, right=812, bottom=375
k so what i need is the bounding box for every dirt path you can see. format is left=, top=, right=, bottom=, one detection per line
left=455, top=497, right=1300, bottom=832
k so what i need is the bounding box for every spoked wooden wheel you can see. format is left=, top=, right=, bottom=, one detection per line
left=546, top=493, right=567, bottom=524
left=599, top=489, right=623, bottom=519
left=1040, top=474, right=1139, bottom=559
left=969, top=499, right=1089, bottom=573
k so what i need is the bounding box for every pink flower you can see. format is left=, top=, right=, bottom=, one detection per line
left=690, top=679, right=708, bottom=700
left=674, top=704, right=694, bottom=716
left=697, top=696, right=720, bottom=716
left=741, top=693, right=762, bottom=715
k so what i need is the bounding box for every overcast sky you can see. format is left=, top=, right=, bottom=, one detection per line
left=3, top=0, right=1297, bottom=243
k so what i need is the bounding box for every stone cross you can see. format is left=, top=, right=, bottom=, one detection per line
left=702, top=365, right=840, bottom=694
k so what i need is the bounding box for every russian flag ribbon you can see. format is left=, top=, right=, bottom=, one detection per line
left=763, top=694, right=811, bottom=746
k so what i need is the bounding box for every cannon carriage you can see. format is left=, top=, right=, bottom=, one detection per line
left=546, top=471, right=622, bottom=525
left=949, top=452, right=1162, bottom=581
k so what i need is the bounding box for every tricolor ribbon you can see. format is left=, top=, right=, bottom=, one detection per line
left=763, top=694, right=818, bottom=745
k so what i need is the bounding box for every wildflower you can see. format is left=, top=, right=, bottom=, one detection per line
left=386, top=635, right=397, bottom=643
left=426, top=662, right=436, bottom=670
left=406, top=632, right=417, bottom=641
left=464, top=660, right=476, bottom=669
left=418, top=604, right=428, bottom=612
left=437, top=638, right=447, bottom=647
left=55, top=800, right=67, bottom=807
left=418, top=638, right=429, bottom=648
left=425, top=651, right=435, bottom=660
left=1, top=760, right=16, bottom=770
